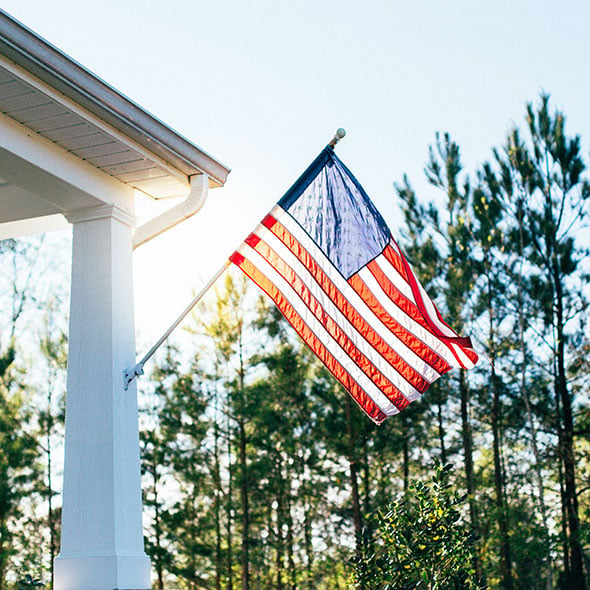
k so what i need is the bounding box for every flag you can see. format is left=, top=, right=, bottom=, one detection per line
left=229, top=146, right=478, bottom=424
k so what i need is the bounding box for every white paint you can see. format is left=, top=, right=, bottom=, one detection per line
left=54, top=204, right=151, bottom=590
left=133, top=172, right=208, bottom=249
left=0, top=16, right=229, bottom=588
left=0, top=111, right=135, bottom=222
left=1, top=107, right=152, bottom=588
left=0, top=54, right=188, bottom=187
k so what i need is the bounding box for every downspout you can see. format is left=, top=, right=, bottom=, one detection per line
left=133, top=172, right=209, bottom=249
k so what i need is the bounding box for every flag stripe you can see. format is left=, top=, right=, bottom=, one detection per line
left=363, top=254, right=474, bottom=368
left=372, top=248, right=456, bottom=340
left=237, top=239, right=409, bottom=412
left=245, top=229, right=425, bottom=401
left=360, top=259, right=460, bottom=368
left=381, top=242, right=478, bottom=368
left=385, top=241, right=457, bottom=337
left=349, top=271, right=453, bottom=375
left=383, top=242, right=460, bottom=339
left=255, top=221, right=437, bottom=390
left=269, top=208, right=456, bottom=374
left=230, top=250, right=393, bottom=424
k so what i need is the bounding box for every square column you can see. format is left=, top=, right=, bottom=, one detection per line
left=55, top=205, right=151, bottom=590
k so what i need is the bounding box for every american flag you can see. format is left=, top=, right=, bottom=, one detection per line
left=230, top=146, right=478, bottom=424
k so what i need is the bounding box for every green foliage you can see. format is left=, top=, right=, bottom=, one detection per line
left=138, top=97, right=590, bottom=587
left=0, top=367, right=40, bottom=589
left=354, top=462, right=481, bottom=590
left=0, top=92, right=583, bottom=590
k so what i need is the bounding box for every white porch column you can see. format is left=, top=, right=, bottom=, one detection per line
left=54, top=205, right=151, bottom=590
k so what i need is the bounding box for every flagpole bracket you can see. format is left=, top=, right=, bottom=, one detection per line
left=123, top=363, right=144, bottom=391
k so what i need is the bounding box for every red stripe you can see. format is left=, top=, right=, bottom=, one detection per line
left=263, top=216, right=448, bottom=380
left=247, top=238, right=412, bottom=409
left=232, top=255, right=390, bottom=424
left=367, top=257, right=440, bottom=336
left=382, top=244, right=454, bottom=336
left=348, top=271, right=452, bottom=376
left=230, top=251, right=244, bottom=266
left=381, top=243, right=478, bottom=366
left=255, top=237, right=430, bottom=394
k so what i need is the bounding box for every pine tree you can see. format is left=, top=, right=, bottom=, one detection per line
left=37, top=304, right=67, bottom=590
left=499, top=94, right=589, bottom=589
left=397, top=132, right=484, bottom=583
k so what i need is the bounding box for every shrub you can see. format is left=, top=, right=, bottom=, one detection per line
left=354, top=462, right=481, bottom=589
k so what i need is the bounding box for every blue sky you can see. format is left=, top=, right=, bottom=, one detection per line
left=3, top=0, right=590, bottom=345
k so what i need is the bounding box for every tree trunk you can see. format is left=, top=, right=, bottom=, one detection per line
left=154, top=482, right=164, bottom=590
left=275, top=458, right=285, bottom=590
left=214, top=395, right=222, bottom=590
left=300, top=452, right=314, bottom=589
left=402, top=435, right=410, bottom=493
left=486, top=261, right=514, bottom=590
left=303, top=499, right=313, bottom=589
left=436, top=395, right=447, bottom=464
left=516, top=194, right=554, bottom=589
left=238, top=332, right=250, bottom=590
left=285, top=487, right=296, bottom=590
left=46, top=408, right=56, bottom=590
left=459, top=371, right=483, bottom=583
left=345, top=397, right=364, bottom=585
left=239, top=417, right=250, bottom=590
left=0, top=519, right=6, bottom=590
left=226, top=412, right=234, bottom=590
left=557, top=415, right=571, bottom=584
left=491, top=368, right=514, bottom=590
left=554, top=272, right=585, bottom=589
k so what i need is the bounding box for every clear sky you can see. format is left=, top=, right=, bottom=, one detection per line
left=3, top=0, right=590, bottom=348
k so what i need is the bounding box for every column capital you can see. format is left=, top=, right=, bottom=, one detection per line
left=65, top=203, right=136, bottom=227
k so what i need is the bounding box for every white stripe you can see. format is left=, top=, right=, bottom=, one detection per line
left=369, top=252, right=474, bottom=366
left=451, top=344, right=475, bottom=369
left=359, top=263, right=463, bottom=369
left=237, top=242, right=400, bottom=416
left=254, top=226, right=424, bottom=400
left=257, top=225, right=440, bottom=391
left=387, top=243, right=476, bottom=368
left=388, top=241, right=462, bottom=339
left=270, top=208, right=450, bottom=377
left=369, top=255, right=467, bottom=365
left=274, top=206, right=474, bottom=370
left=369, top=252, right=416, bottom=302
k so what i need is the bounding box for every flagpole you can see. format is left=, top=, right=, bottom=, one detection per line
left=124, top=128, right=347, bottom=390
left=123, top=259, right=231, bottom=390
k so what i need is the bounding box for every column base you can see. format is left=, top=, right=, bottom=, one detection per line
left=54, top=553, right=151, bottom=590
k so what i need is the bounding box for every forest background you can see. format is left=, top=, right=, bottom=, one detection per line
left=0, top=93, right=589, bottom=589
left=1, top=1, right=590, bottom=589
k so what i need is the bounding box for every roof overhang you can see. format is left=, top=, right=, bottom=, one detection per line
left=0, top=9, right=230, bottom=236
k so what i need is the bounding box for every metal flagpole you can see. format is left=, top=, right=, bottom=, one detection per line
left=124, top=259, right=231, bottom=390
left=123, top=128, right=347, bottom=391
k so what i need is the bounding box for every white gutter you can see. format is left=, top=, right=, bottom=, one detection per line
left=133, top=173, right=208, bottom=249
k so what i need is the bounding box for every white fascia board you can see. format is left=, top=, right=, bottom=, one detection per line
left=0, top=112, right=135, bottom=216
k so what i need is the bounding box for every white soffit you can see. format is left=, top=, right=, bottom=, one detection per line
left=0, top=9, right=230, bottom=201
